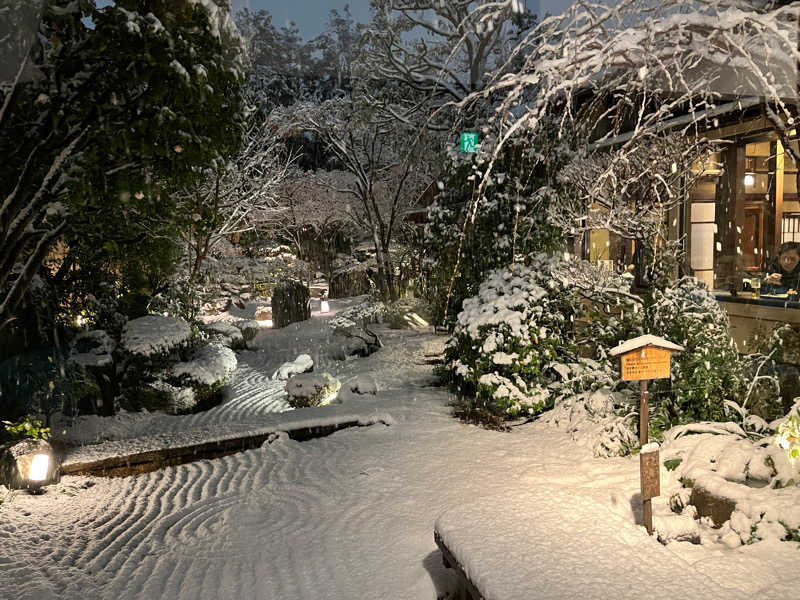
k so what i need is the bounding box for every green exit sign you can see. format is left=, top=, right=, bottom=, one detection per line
left=460, top=132, right=479, bottom=153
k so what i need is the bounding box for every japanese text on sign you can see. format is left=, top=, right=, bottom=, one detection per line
left=620, top=347, right=671, bottom=381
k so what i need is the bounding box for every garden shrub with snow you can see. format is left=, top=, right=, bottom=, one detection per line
left=285, top=373, right=341, bottom=408
left=646, top=278, right=749, bottom=432
left=423, top=127, right=566, bottom=326
left=442, top=256, right=585, bottom=421
left=540, top=359, right=638, bottom=457
left=328, top=297, right=386, bottom=359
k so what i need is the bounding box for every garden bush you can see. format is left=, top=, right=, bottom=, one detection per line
left=442, top=256, right=585, bottom=420
left=647, top=277, right=748, bottom=432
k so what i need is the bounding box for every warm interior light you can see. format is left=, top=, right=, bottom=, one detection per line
left=744, top=173, right=755, bottom=186
left=320, top=300, right=329, bottom=313
left=28, top=454, right=49, bottom=482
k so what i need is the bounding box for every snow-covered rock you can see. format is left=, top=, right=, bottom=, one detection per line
left=171, top=343, right=237, bottom=389
left=285, top=373, right=341, bottom=408
left=349, top=375, right=377, bottom=395
left=121, top=315, right=192, bottom=357
left=254, top=306, right=272, bottom=321
left=137, top=380, right=197, bottom=415
left=232, top=319, right=260, bottom=342
left=272, top=354, right=314, bottom=380
left=200, top=321, right=245, bottom=349
left=69, top=330, right=116, bottom=368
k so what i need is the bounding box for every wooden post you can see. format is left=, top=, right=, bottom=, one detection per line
left=610, top=335, right=684, bottom=537
left=639, top=379, right=649, bottom=446
left=639, top=379, right=653, bottom=535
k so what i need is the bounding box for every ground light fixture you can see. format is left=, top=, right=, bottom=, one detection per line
left=2, top=439, right=56, bottom=494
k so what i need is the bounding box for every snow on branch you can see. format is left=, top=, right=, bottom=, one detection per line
left=454, top=0, right=799, bottom=237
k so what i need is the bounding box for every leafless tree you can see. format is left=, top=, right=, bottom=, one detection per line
left=172, top=123, right=294, bottom=284
left=273, top=98, right=436, bottom=300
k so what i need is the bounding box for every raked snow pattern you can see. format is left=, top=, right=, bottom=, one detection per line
left=1, top=300, right=798, bottom=600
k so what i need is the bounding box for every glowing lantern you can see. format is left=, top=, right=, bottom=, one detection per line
left=28, top=454, right=50, bottom=482
left=320, top=300, right=329, bottom=313
left=1, top=440, right=55, bottom=493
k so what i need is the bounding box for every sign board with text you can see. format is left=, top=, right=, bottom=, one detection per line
left=460, top=132, right=479, bottom=153
left=609, top=334, right=684, bottom=382
left=620, top=346, right=672, bottom=381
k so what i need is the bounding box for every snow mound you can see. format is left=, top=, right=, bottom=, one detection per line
left=171, top=343, right=237, bottom=388
left=121, top=315, right=192, bottom=357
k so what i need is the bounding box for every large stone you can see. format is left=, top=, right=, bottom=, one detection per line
left=330, top=266, right=372, bottom=299
left=272, top=279, right=310, bottom=328
left=272, top=354, right=314, bottom=380
left=232, top=319, right=260, bottom=342
left=200, top=321, right=246, bottom=349
left=121, top=315, right=192, bottom=358
left=0, top=439, right=57, bottom=490
left=689, top=482, right=738, bottom=527
left=285, top=373, right=341, bottom=408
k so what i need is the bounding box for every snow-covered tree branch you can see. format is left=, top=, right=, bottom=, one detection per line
left=173, top=122, right=293, bottom=284
left=456, top=0, right=800, bottom=239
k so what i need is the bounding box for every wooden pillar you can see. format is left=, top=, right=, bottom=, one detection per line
left=715, top=143, right=746, bottom=290
left=764, top=140, right=779, bottom=267
left=775, top=140, right=786, bottom=255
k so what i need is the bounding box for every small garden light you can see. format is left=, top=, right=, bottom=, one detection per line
left=28, top=454, right=50, bottom=483
left=1, top=419, right=56, bottom=493
left=320, top=290, right=329, bottom=313
left=13, top=445, right=55, bottom=494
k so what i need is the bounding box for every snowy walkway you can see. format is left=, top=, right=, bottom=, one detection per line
left=1, top=303, right=797, bottom=599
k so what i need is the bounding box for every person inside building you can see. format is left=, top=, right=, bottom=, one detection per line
left=764, top=241, right=800, bottom=293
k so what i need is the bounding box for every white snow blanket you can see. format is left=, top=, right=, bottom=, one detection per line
left=435, top=488, right=741, bottom=600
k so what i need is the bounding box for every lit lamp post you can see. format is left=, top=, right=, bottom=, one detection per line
left=609, top=334, right=684, bottom=535
left=320, top=290, right=329, bottom=314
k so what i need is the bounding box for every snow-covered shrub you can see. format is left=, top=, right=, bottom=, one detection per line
left=120, top=315, right=194, bottom=359
left=423, top=126, right=566, bottom=326
left=330, top=298, right=387, bottom=333
left=442, top=257, right=585, bottom=420
left=648, top=278, right=747, bottom=432
left=541, top=359, right=638, bottom=456
left=285, top=373, right=341, bottom=408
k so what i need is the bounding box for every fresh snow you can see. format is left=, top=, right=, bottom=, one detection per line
left=1, top=298, right=798, bottom=599
left=120, top=314, right=192, bottom=357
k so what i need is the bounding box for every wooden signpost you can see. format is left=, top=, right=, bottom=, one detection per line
left=610, top=334, right=684, bottom=535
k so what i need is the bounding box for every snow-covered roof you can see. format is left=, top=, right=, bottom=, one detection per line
left=609, top=334, right=685, bottom=356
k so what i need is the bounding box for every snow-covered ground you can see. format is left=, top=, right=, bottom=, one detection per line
left=0, top=298, right=797, bottom=600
